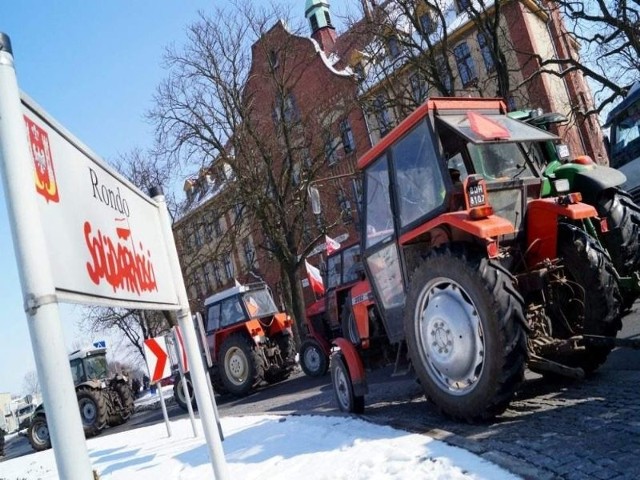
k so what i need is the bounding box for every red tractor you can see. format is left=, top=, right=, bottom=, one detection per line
left=174, top=282, right=296, bottom=410
left=310, top=97, right=622, bottom=421
left=300, top=242, right=378, bottom=377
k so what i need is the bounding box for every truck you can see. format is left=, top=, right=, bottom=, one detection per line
left=310, top=97, right=622, bottom=421
left=606, top=82, right=640, bottom=204
left=173, top=282, right=296, bottom=410
left=27, top=346, right=135, bottom=451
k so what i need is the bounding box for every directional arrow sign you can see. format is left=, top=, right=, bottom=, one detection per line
left=143, top=336, right=171, bottom=383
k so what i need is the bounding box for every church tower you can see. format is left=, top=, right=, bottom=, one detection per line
left=305, top=0, right=337, bottom=52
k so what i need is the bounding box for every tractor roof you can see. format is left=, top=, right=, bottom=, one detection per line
left=204, top=282, right=268, bottom=306
left=68, top=347, right=107, bottom=361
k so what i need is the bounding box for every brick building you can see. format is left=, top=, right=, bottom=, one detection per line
left=174, top=0, right=605, bottom=313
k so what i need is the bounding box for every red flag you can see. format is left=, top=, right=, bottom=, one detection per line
left=325, top=235, right=341, bottom=255
left=305, top=259, right=325, bottom=295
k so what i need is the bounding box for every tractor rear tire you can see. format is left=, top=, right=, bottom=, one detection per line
left=173, top=374, right=197, bottom=412
left=299, top=339, right=329, bottom=377
left=77, top=387, right=108, bottom=437
left=597, top=190, right=640, bottom=309
left=551, top=223, right=622, bottom=373
left=27, top=415, right=51, bottom=452
left=219, top=333, right=265, bottom=396
left=404, top=245, right=527, bottom=422
left=331, top=353, right=365, bottom=414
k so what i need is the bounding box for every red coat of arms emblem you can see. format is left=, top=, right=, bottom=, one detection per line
left=25, top=115, right=59, bottom=203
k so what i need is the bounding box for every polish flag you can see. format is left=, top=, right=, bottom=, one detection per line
left=325, top=235, right=341, bottom=255
left=305, top=259, right=325, bottom=295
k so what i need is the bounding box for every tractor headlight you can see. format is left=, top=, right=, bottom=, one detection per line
left=553, top=179, right=570, bottom=194
left=556, top=144, right=570, bottom=161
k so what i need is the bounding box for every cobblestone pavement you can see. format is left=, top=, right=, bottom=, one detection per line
left=361, top=367, right=640, bottom=480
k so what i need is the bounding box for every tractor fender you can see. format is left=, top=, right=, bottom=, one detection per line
left=400, top=211, right=515, bottom=245
left=572, top=167, right=627, bottom=204
left=332, top=338, right=368, bottom=396
left=526, top=198, right=598, bottom=267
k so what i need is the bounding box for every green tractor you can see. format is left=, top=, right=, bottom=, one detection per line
left=27, top=346, right=135, bottom=451
left=509, top=109, right=640, bottom=309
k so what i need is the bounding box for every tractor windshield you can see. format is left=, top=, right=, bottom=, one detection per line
left=83, top=355, right=109, bottom=381
left=242, top=288, right=278, bottom=318
left=609, top=102, right=640, bottom=169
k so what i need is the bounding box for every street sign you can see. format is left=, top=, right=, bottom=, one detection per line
left=20, top=94, right=180, bottom=310
left=143, top=336, right=171, bottom=383
left=93, top=340, right=106, bottom=348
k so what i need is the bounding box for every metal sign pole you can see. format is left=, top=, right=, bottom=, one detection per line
left=156, top=380, right=172, bottom=437
left=171, top=328, right=198, bottom=437
left=194, top=313, right=224, bottom=440
left=151, top=187, right=228, bottom=480
left=0, top=33, right=93, bottom=479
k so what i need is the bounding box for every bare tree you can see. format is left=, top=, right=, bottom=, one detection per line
left=346, top=0, right=519, bottom=122
left=149, top=2, right=361, bottom=339
left=22, top=370, right=40, bottom=397
left=526, top=0, right=639, bottom=114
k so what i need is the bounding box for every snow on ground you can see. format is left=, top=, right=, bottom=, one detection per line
left=0, top=389, right=521, bottom=479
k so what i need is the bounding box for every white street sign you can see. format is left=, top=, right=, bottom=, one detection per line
left=21, top=95, right=179, bottom=309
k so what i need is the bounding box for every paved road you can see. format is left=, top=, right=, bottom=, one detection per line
left=3, top=307, right=640, bottom=479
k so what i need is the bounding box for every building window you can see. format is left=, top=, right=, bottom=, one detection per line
left=292, top=162, right=301, bottom=187
left=243, top=238, right=256, bottom=268
left=273, top=93, right=299, bottom=127
left=410, top=73, right=427, bottom=104
left=338, top=189, right=353, bottom=223
left=477, top=33, right=495, bottom=73
left=373, top=95, right=393, bottom=136
left=268, top=50, right=279, bottom=70
left=387, top=35, right=401, bottom=59
left=194, top=227, right=203, bottom=248
left=456, top=0, right=471, bottom=12
left=213, top=262, right=222, bottom=287
left=419, top=13, right=435, bottom=35
left=223, top=256, right=234, bottom=280
left=203, top=214, right=214, bottom=240
left=310, top=13, right=319, bottom=32
left=214, top=216, right=223, bottom=236
left=340, top=119, right=356, bottom=154
left=324, top=11, right=332, bottom=27
left=454, top=42, right=477, bottom=87
left=436, top=56, right=452, bottom=94
left=234, top=202, right=244, bottom=222
left=325, top=136, right=340, bottom=166
left=203, top=264, right=212, bottom=292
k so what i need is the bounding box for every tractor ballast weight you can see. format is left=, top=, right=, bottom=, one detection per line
left=316, top=97, right=623, bottom=422
left=173, top=282, right=296, bottom=411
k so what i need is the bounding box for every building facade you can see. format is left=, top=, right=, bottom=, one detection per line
left=174, top=0, right=605, bottom=314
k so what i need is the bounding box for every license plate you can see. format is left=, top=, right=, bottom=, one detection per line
left=467, top=182, right=486, bottom=207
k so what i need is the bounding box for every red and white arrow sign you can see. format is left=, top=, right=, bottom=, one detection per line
left=143, top=336, right=171, bottom=383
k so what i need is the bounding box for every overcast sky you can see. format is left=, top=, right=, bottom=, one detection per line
left=0, top=0, right=352, bottom=396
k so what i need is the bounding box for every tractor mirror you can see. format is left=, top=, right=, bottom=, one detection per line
left=309, top=185, right=322, bottom=215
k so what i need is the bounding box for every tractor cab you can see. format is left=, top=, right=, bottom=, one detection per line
left=203, top=282, right=280, bottom=333
left=69, top=347, right=109, bottom=385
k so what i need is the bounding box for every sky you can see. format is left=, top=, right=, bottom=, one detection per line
left=0, top=392, right=520, bottom=479
left=0, top=1, right=352, bottom=397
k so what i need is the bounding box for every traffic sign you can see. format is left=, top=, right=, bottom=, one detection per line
left=143, top=336, right=171, bottom=383
left=93, top=340, right=106, bottom=348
